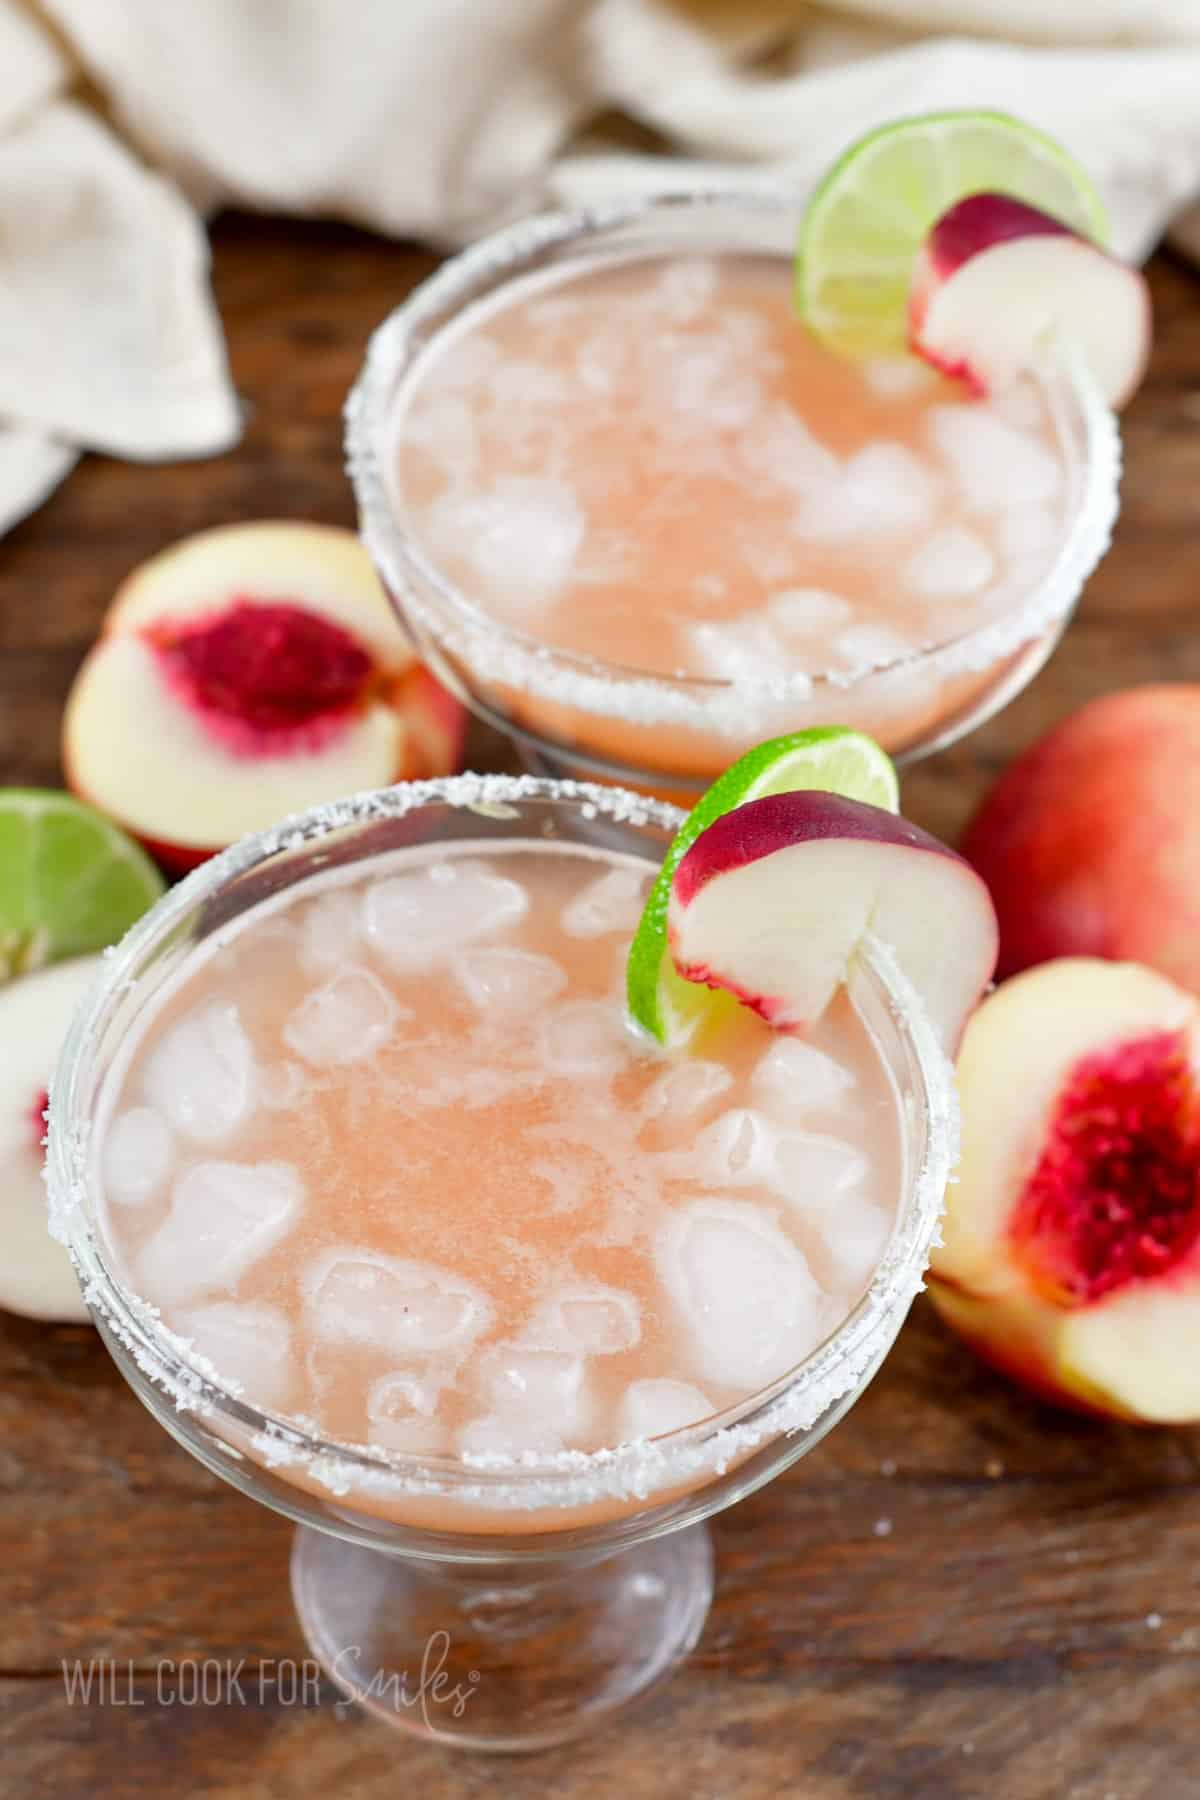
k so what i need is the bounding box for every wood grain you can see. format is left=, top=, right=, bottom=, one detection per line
left=2, top=214, right=1200, bottom=1799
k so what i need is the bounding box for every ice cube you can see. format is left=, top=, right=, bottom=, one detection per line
left=102, top=1105, right=173, bottom=1207
left=480, top=1346, right=592, bottom=1442
left=652, top=256, right=719, bottom=321
left=139, top=1160, right=303, bottom=1305
left=430, top=331, right=502, bottom=392
left=688, top=1108, right=783, bottom=1189
left=655, top=1197, right=825, bottom=1390
left=527, top=1283, right=641, bottom=1354
left=997, top=504, right=1061, bottom=560
left=815, top=1193, right=892, bottom=1293
left=768, top=587, right=853, bottom=638
left=140, top=1001, right=257, bottom=1146
left=485, top=359, right=572, bottom=416
left=405, top=393, right=478, bottom=479
left=722, top=308, right=773, bottom=361
left=688, top=616, right=789, bottom=685
left=904, top=525, right=996, bottom=601
left=560, top=865, right=648, bottom=939
left=617, top=1378, right=713, bottom=1441
left=829, top=623, right=915, bottom=674
left=454, top=946, right=566, bottom=1017
left=861, top=357, right=938, bottom=401
left=299, top=888, right=363, bottom=975
left=366, top=1370, right=450, bottom=1455
left=258, top=1061, right=307, bottom=1111
left=651, top=330, right=763, bottom=432
left=751, top=1037, right=856, bottom=1114
left=282, top=967, right=403, bottom=1067
left=426, top=476, right=585, bottom=610
left=796, top=443, right=939, bottom=542
left=736, top=402, right=840, bottom=496
left=927, top=405, right=1064, bottom=510
left=458, top=1414, right=565, bottom=1460
left=173, top=1300, right=293, bottom=1410
left=740, top=535, right=802, bottom=589
left=844, top=442, right=941, bottom=532
left=368, top=1413, right=451, bottom=1456
left=539, top=999, right=632, bottom=1078
left=575, top=331, right=628, bottom=395
left=774, top=1133, right=871, bottom=1203
left=364, top=859, right=528, bottom=972
left=641, top=1058, right=733, bottom=1128
left=303, top=1250, right=493, bottom=1357
left=369, top=1368, right=439, bottom=1416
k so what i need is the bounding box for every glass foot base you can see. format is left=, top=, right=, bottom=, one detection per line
left=291, top=1524, right=714, bottom=1752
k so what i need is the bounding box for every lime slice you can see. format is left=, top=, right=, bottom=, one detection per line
left=0, top=790, right=166, bottom=980
left=626, top=729, right=899, bottom=1045
left=797, top=110, right=1109, bottom=356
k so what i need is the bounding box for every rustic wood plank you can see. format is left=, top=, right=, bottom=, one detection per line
left=4, top=1656, right=1199, bottom=1799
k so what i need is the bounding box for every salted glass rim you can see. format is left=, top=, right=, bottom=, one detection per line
left=346, top=186, right=1122, bottom=732
left=47, top=772, right=958, bottom=1514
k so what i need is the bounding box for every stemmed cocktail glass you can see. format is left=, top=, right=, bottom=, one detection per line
left=47, top=775, right=957, bottom=1752
left=347, top=190, right=1121, bottom=805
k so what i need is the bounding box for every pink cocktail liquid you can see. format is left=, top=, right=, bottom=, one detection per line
left=95, top=839, right=903, bottom=1502
left=389, top=252, right=1076, bottom=793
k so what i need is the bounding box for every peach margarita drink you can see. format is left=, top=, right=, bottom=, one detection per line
left=49, top=761, right=986, bottom=1747
left=349, top=192, right=1121, bottom=801
left=51, top=738, right=990, bottom=1533
left=90, top=829, right=906, bottom=1494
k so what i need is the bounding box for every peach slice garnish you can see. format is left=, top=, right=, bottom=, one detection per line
left=909, top=192, right=1151, bottom=407
left=667, top=790, right=998, bottom=1055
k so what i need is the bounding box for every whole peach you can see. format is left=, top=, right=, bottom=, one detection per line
left=962, top=686, right=1200, bottom=990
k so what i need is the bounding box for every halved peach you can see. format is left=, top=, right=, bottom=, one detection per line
left=0, top=957, right=100, bottom=1324
left=63, top=522, right=466, bottom=871
left=930, top=956, right=1200, bottom=1422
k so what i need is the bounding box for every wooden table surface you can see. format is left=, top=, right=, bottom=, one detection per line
left=3, top=213, right=1200, bottom=1800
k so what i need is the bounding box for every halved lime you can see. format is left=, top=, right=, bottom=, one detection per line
left=626, top=729, right=899, bottom=1045
left=796, top=110, right=1109, bottom=356
left=0, top=790, right=166, bottom=980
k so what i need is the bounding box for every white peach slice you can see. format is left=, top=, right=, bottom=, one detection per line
left=668, top=791, right=998, bottom=1054
left=63, top=522, right=466, bottom=871
left=929, top=957, right=1200, bottom=1422
left=0, top=956, right=101, bottom=1323
left=909, top=193, right=1151, bottom=408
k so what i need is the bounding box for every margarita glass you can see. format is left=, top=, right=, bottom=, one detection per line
left=347, top=191, right=1121, bottom=804
left=48, top=775, right=957, bottom=1752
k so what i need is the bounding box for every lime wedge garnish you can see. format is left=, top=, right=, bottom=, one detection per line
left=626, top=729, right=899, bottom=1046
left=0, top=790, right=166, bottom=980
left=796, top=110, right=1109, bottom=357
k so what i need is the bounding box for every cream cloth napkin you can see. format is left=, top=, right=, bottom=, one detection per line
left=3, top=0, right=1199, bottom=535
